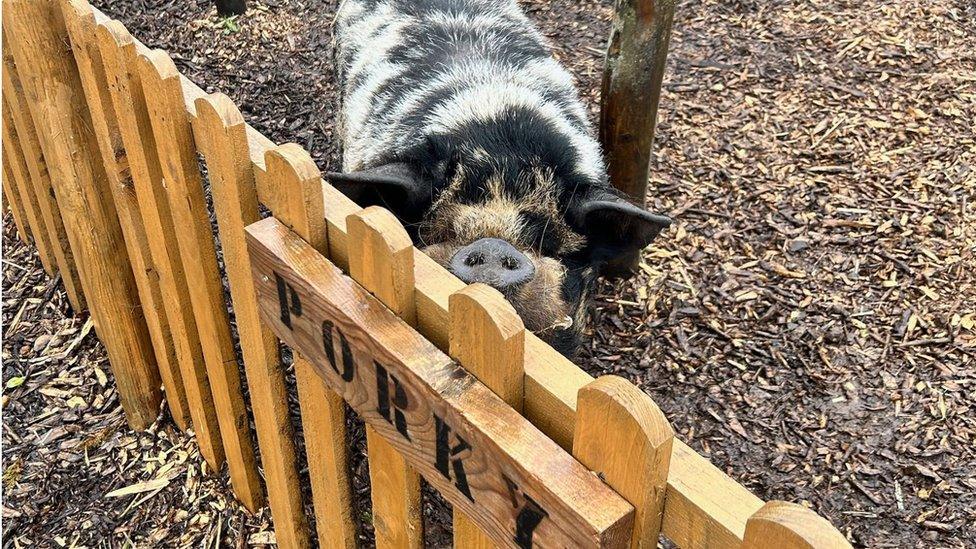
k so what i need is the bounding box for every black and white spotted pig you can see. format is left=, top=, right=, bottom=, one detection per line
left=329, top=0, right=671, bottom=356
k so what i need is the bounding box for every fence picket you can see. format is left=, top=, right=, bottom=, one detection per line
left=2, top=154, right=31, bottom=244
left=295, top=358, right=356, bottom=549
left=346, top=206, right=425, bottom=549
left=412, top=252, right=466, bottom=352
left=1, top=105, right=57, bottom=276
left=3, top=0, right=162, bottom=429
left=137, top=49, right=260, bottom=488
left=258, top=144, right=353, bottom=549
left=193, top=93, right=301, bottom=517
left=60, top=0, right=191, bottom=431
left=93, top=20, right=224, bottom=457
left=448, top=283, right=526, bottom=548
left=2, top=45, right=86, bottom=310
left=320, top=182, right=360, bottom=273
left=743, top=501, right=851, bottom=549
left=574, top=376, right=674, bottom=548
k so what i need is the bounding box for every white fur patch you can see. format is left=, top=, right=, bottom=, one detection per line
left=335, top=0, right=605, bottom=182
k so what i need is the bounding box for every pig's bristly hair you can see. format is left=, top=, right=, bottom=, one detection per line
left=334, top=0, right=612, bottom=356
left=334, top=0, right=606, bottom=190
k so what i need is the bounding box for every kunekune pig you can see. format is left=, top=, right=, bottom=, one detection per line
left=330, top=0, right=671, bottom=357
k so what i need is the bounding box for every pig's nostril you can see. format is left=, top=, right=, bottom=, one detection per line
left=501, top=256, right=519, bottom=270
left=464, top=252, right=486, bottom=267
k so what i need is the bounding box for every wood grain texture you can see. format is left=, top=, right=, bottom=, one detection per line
left=522, top=334, right=592, bottom=450
left=409, top=250, right=585, bottom=450
left=450, top=283, right=525, bottom=549
left=296, top=363, right=353, bottom=549
left=743, top=501, right=851, bottom=549
left=194, top=93, right=299, bottom=516
left=412, top=251, right=465, bottom=352
left=347, top=207, right=416, bottom=325
left=313, top=141, right=781, bottom=549
left=60, top=0, right=191, bottom=431
left=661, top=441, right=764, bottom=548
left=2, top=43, right=86, bottom=309
left=4, top=0, right=162, bottom=429
left=574, top=376, right=673, bottom=549
left=448, top=284, right=525, bottom=412
left=364, top=427, right=423, bottom=548
left=1, top=105, right=58, bottom=275
left=347, top=206, right=424, bottom=549
left=599, top=0, right=677, bottom=273
left=257, top=144, right=349, bottom=549
left=179, top=64, right=842, bottom=549
left=177, top=90, right=268, bottom=506
left=96, top=18, right=223, bottom=457
left=138, top=48, right=259, bottom=487
left=94, top=21, right=224, bottom=453
left=247, top=217, right=635, bottom=548
left=2, top=159, right=31, bottom=243
left=321, top=181, right=360, bottom=273
left=600, top=0, right=676, bottom=203
left=398, top=233, right=776, bottom=548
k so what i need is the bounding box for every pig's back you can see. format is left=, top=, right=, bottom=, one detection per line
left=334, top=0, right=604, bottom=183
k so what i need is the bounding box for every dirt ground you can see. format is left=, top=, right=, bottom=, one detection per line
left=3, top=0, right=974, bottom=547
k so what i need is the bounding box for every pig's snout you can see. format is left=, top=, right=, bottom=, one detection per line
left=449, top=238, right=535, bottom=290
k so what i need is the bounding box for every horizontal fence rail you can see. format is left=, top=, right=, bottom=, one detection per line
left=247, top=217, right=634, bottom=547
left=0, top=1, right=853, bottom=548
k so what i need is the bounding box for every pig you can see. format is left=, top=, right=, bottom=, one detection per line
left=329, top=0, right=671, bottom=356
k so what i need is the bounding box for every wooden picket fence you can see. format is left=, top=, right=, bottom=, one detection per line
left=2, top=1, right=854, bottom=547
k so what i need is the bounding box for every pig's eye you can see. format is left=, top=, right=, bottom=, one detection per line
left=519, top=211, right=561, bottom=256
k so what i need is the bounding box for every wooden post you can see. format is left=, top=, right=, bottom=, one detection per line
left=2, top=44, right=86, bottom=310
left=574, top=376, right=674, bottom=548
left=601, top=0, right=676, bottom=202
left=347, top=206, right=424, bottom=549
left=215, top=0, right=246, bottom=16
left=3, top=0, right=162, bottom=429
left=194, top=93, right=303, bottom=517
left=60, top=0, right=192, bottom=431
left=1, top=106, right=58, bottom=276
left=138, top=49, right=260, bottom=488
left=2, top=156, right=31, bottom=244
left=259, top=144, right=352, bottom=549
left=449, top=283, right=525, bottom=548
left=743, top=501, right=851, bottom=549
left=599, top=0, right=676, bottom=273
left=94, top=22, right=224, bottom=461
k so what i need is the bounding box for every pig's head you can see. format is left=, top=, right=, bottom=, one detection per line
left=329, top=122, right=670, bottom=356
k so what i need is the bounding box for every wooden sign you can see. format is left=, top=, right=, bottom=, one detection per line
left=246, top=217, right=634, bottom=548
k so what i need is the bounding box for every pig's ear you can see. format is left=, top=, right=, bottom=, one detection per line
left=326, top=163, right=430, bottom=211
left=570, top=190, right=671, bottom=262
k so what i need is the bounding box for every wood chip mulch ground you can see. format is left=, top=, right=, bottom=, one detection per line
left=3, top=0, right=974, bottom=547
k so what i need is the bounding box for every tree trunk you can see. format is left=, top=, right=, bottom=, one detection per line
left=599, top=0, right=676, bottom=274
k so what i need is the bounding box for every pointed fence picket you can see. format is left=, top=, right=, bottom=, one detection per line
left=347, top=207, right=425, bottom=549
left=1, top=41, right=86, bottom=309
left=61, top=0, right=192, bottom=433
left=5, top=0, right=162, bottom=430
